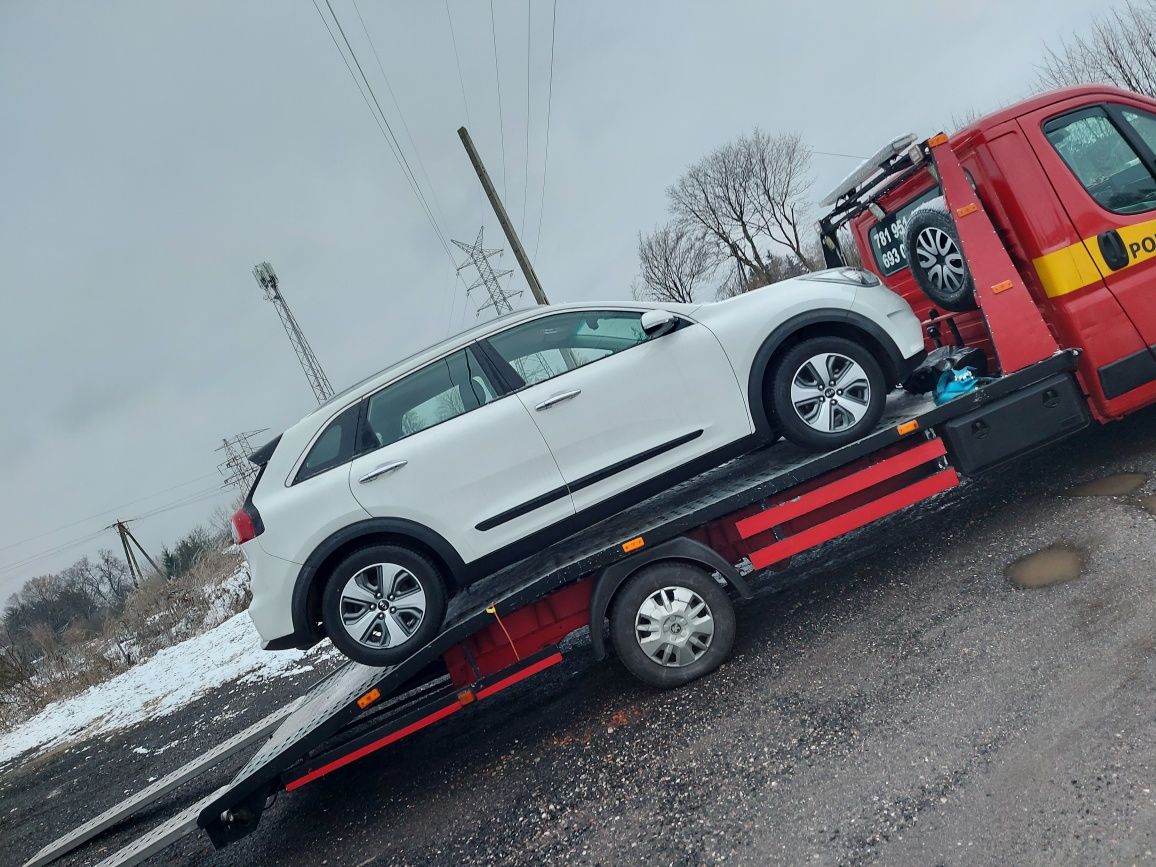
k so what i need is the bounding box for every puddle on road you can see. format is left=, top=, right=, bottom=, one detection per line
left=1064, top=472, right=1148, bottom=497
left=1140, top=494, right=1156, bottom=517
left=1006, top=543, right=1086, bottom=589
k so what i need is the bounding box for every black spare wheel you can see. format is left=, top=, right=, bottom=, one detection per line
left=903, top=197, right=977, bottom=312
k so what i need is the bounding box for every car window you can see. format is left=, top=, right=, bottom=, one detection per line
left=1045, top=108, right=1156, bottom=214
left=486, top=310, right=651, bottom=386
left=360, top=347, right=497, bottom=452
left=296, top=403, right=360, bottom=483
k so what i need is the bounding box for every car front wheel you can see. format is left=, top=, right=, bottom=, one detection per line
left=769, top=335, right=887, bottom=452
left=321, top=544, right=448, bottom=666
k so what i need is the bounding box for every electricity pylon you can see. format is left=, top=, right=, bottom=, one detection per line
left=452, top=228, right=522, bottom=317
left=252, top=261, right=334, bottom=404
left=216, top=430, right=267, bottom=492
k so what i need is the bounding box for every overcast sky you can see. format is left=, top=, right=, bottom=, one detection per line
left=0, top=0, right=1105, bottom=601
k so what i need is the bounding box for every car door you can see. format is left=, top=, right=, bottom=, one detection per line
left=480, top=307, right=751, bottom=513
left=346, top=346, right=574, bottom=564
left=1027, top=98, right=1156, bottom=349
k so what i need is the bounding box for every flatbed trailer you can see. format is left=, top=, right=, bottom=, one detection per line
left=24, top=135, right=1103, bottom=866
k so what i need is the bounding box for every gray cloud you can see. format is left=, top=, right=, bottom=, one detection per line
left=0, top=0, right=1099, bottom=599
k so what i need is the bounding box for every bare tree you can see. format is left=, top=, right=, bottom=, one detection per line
left=633, top=224, right=719, bottom=304
left=1037, top=0, right=1156, bottom=95
left=667, top=129, right=816, bottom=286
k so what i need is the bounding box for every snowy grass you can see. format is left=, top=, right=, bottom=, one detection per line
left=0, top=611, right=335, bottom=768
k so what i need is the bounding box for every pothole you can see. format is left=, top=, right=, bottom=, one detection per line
left=1006, top=543, right=1086, bottom=589
left=1064, top=472, right=1148, bottom=497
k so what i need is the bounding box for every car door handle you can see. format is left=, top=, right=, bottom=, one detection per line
left=534, top=388, right=582, bottom=411
left=358, top=460, right=407, bottom=484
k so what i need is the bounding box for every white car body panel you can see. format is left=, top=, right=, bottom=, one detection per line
left=507, top=312, right=751, bottom=513
left=346, top=389, right=574, bottom=563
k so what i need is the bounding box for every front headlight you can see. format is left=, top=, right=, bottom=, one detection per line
left=799, top=267, right=880, bottom=287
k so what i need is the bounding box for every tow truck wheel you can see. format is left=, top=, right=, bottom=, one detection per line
left=609, top=562, right=736, bottom=689
left=903, top=200, right=977, bottom=311
left=321, top=544, right=448, bottom=666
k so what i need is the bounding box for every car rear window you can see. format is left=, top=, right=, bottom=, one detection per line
left=867, top=186, right=941, bottom=276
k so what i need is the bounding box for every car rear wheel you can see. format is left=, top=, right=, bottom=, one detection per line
left=321, top=544, right=448, bottom=666
left=769, top=335, right=887, bottom=451
left=609, top=562, right=736, bottom=689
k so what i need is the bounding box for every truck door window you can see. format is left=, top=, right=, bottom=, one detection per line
left=1044, top=108, right=1156, bottom=215
left=1120, top=107, right=1156, bottom=157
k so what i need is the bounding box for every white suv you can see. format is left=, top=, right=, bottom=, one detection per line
left=232, top=269, right=925, bottom=665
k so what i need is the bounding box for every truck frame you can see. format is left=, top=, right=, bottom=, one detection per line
left=24, top=132, right=1101, bottom=867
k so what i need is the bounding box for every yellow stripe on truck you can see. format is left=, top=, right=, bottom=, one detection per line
left=1032, top=216, right=1156, bottom=298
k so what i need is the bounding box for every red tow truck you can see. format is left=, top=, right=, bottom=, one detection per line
left=26, top=85, right=1156, bottom=867
left=824, top=84, right=1156, bottom=420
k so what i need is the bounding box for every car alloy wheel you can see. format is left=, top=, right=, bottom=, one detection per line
left=338, top=562, right=428, bottom=650
left=790, top=352, right=872, bottom=434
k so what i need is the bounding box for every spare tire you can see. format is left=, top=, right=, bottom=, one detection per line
left=903, top=198, right=977, bottom=312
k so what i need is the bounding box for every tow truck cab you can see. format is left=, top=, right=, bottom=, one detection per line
left=840, top=85, right=1156, bottom=423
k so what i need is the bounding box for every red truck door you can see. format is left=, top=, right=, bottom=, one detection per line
left=1022, top=96, right=1156, bottom=359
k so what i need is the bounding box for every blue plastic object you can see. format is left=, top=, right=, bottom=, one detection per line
left=933, top=366, right=992, bottom=405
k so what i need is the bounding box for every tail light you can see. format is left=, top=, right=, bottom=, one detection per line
left=230, top=505, right=263, bottom=545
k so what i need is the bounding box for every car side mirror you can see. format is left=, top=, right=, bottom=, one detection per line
left=640, top=309, right=678, bottom=337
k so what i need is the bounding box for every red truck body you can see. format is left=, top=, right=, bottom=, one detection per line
left=849, top=85, right=1156, bottom=423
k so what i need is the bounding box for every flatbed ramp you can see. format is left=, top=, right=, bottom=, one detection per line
left=24, top=353, right=1081, bottom=867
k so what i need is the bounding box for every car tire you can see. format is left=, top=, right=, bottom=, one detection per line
left=903, top=199, right=977, bottom=311
left=769, top=335, right=887, bottom=452
left=609, top=562, right=736, bottom=689
left=321, top=544, right=448, bottom=667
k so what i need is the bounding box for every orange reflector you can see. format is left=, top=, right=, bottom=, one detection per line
left=928, top=132, right=949, bottom=147
left=457, top=689, right=476, bottom=706
left=357, top=688, right=381, bottom=710
left=622, top=536, right=645, bottom=553
left=991, top=279, right=1014, bottom=294
left=896, top=420, right=920, bottom=435
left=955, top=203, right=977, bottom=217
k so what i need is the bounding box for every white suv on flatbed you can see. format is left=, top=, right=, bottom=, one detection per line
left=232, top=269, right=925, bottom=665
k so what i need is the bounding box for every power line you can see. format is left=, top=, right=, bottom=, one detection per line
left=0, top=529, right=110, bottom=579
left=489, top=0, right=508, bottom=201
left=444, top=0, right=472, bottom=129
left=128, top=487, right=230, bottom=523
left=0, top=472, right=221, bottom=556
left=532, top=0, right=558, bottom=260
left=350, top=0, right=451, bottom=230
left=309, top=0, right=454, bottom=263
left=321, top=0, right=450, bottom=256
left=522, top=0, right=531, bottom=235
left=814, top=149, right=868, bottom=161
left=0, top=484, right=229, bottom=580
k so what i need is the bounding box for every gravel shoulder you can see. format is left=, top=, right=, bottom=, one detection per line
left=5, top=411, right=1156, bottom=867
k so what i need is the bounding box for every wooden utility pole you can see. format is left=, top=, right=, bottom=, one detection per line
left=457, top=126, right=550, bottom=305
left=112, top=519, right=165, bottom=584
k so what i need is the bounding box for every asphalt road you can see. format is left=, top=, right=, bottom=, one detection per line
left=5, top=409, right=1156, bottom=867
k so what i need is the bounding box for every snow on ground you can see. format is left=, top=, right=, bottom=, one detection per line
left=0, top=612, right=330, bottom=767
